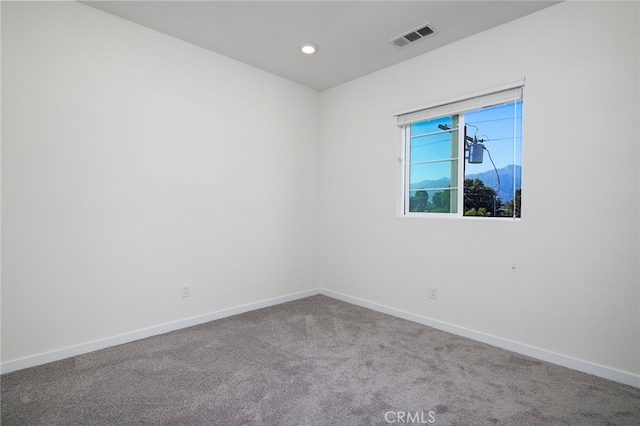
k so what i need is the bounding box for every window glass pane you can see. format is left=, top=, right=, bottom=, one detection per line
left=409, top=161, right=457, bottom=189
left=463, top=101, right=522, bottom=217
left=409, top=189, right=457, bottom=213
left=410, top=133, right=455, bottom=163
left=410, top=116, right=458, bottom=163
left=410, top=116, right=454, bottom=137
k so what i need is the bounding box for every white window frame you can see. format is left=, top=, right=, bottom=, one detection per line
left=395, top=79, right=524, bottom=219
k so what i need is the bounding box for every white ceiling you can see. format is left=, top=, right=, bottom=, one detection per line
left=82, top=1, right=560, bottom=91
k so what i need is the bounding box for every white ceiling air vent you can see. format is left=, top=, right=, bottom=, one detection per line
left=389, top=23, right=435, bottom=48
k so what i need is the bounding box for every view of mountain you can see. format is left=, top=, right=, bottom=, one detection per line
left=410, top=165, right=521, bottom=202
left=409, top=177, right=450, bottom=190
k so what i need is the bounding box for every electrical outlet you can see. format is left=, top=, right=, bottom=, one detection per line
left=181, top=284, right=190, bottom=298
left=429, top=286, right=438, bottom=300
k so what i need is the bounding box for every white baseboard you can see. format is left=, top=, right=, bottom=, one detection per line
left=318, top=288, right=640, bottom=389
left=3, top=287, right=639, bottom=389
left=0, top=289, right=318, bottom=375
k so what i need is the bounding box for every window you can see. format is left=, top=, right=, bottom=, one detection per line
left=396, top=82, right=523, bottom=218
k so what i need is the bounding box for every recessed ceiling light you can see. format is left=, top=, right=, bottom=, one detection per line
left=300, top=43, right=318, bottom=55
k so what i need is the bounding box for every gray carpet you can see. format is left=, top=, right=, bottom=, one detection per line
left=2, top=295, right=639, bottom=425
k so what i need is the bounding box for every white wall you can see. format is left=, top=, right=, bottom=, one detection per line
left=1, top=1, right=320, bottom=363
left=319, top=1, right=640, bottom=376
